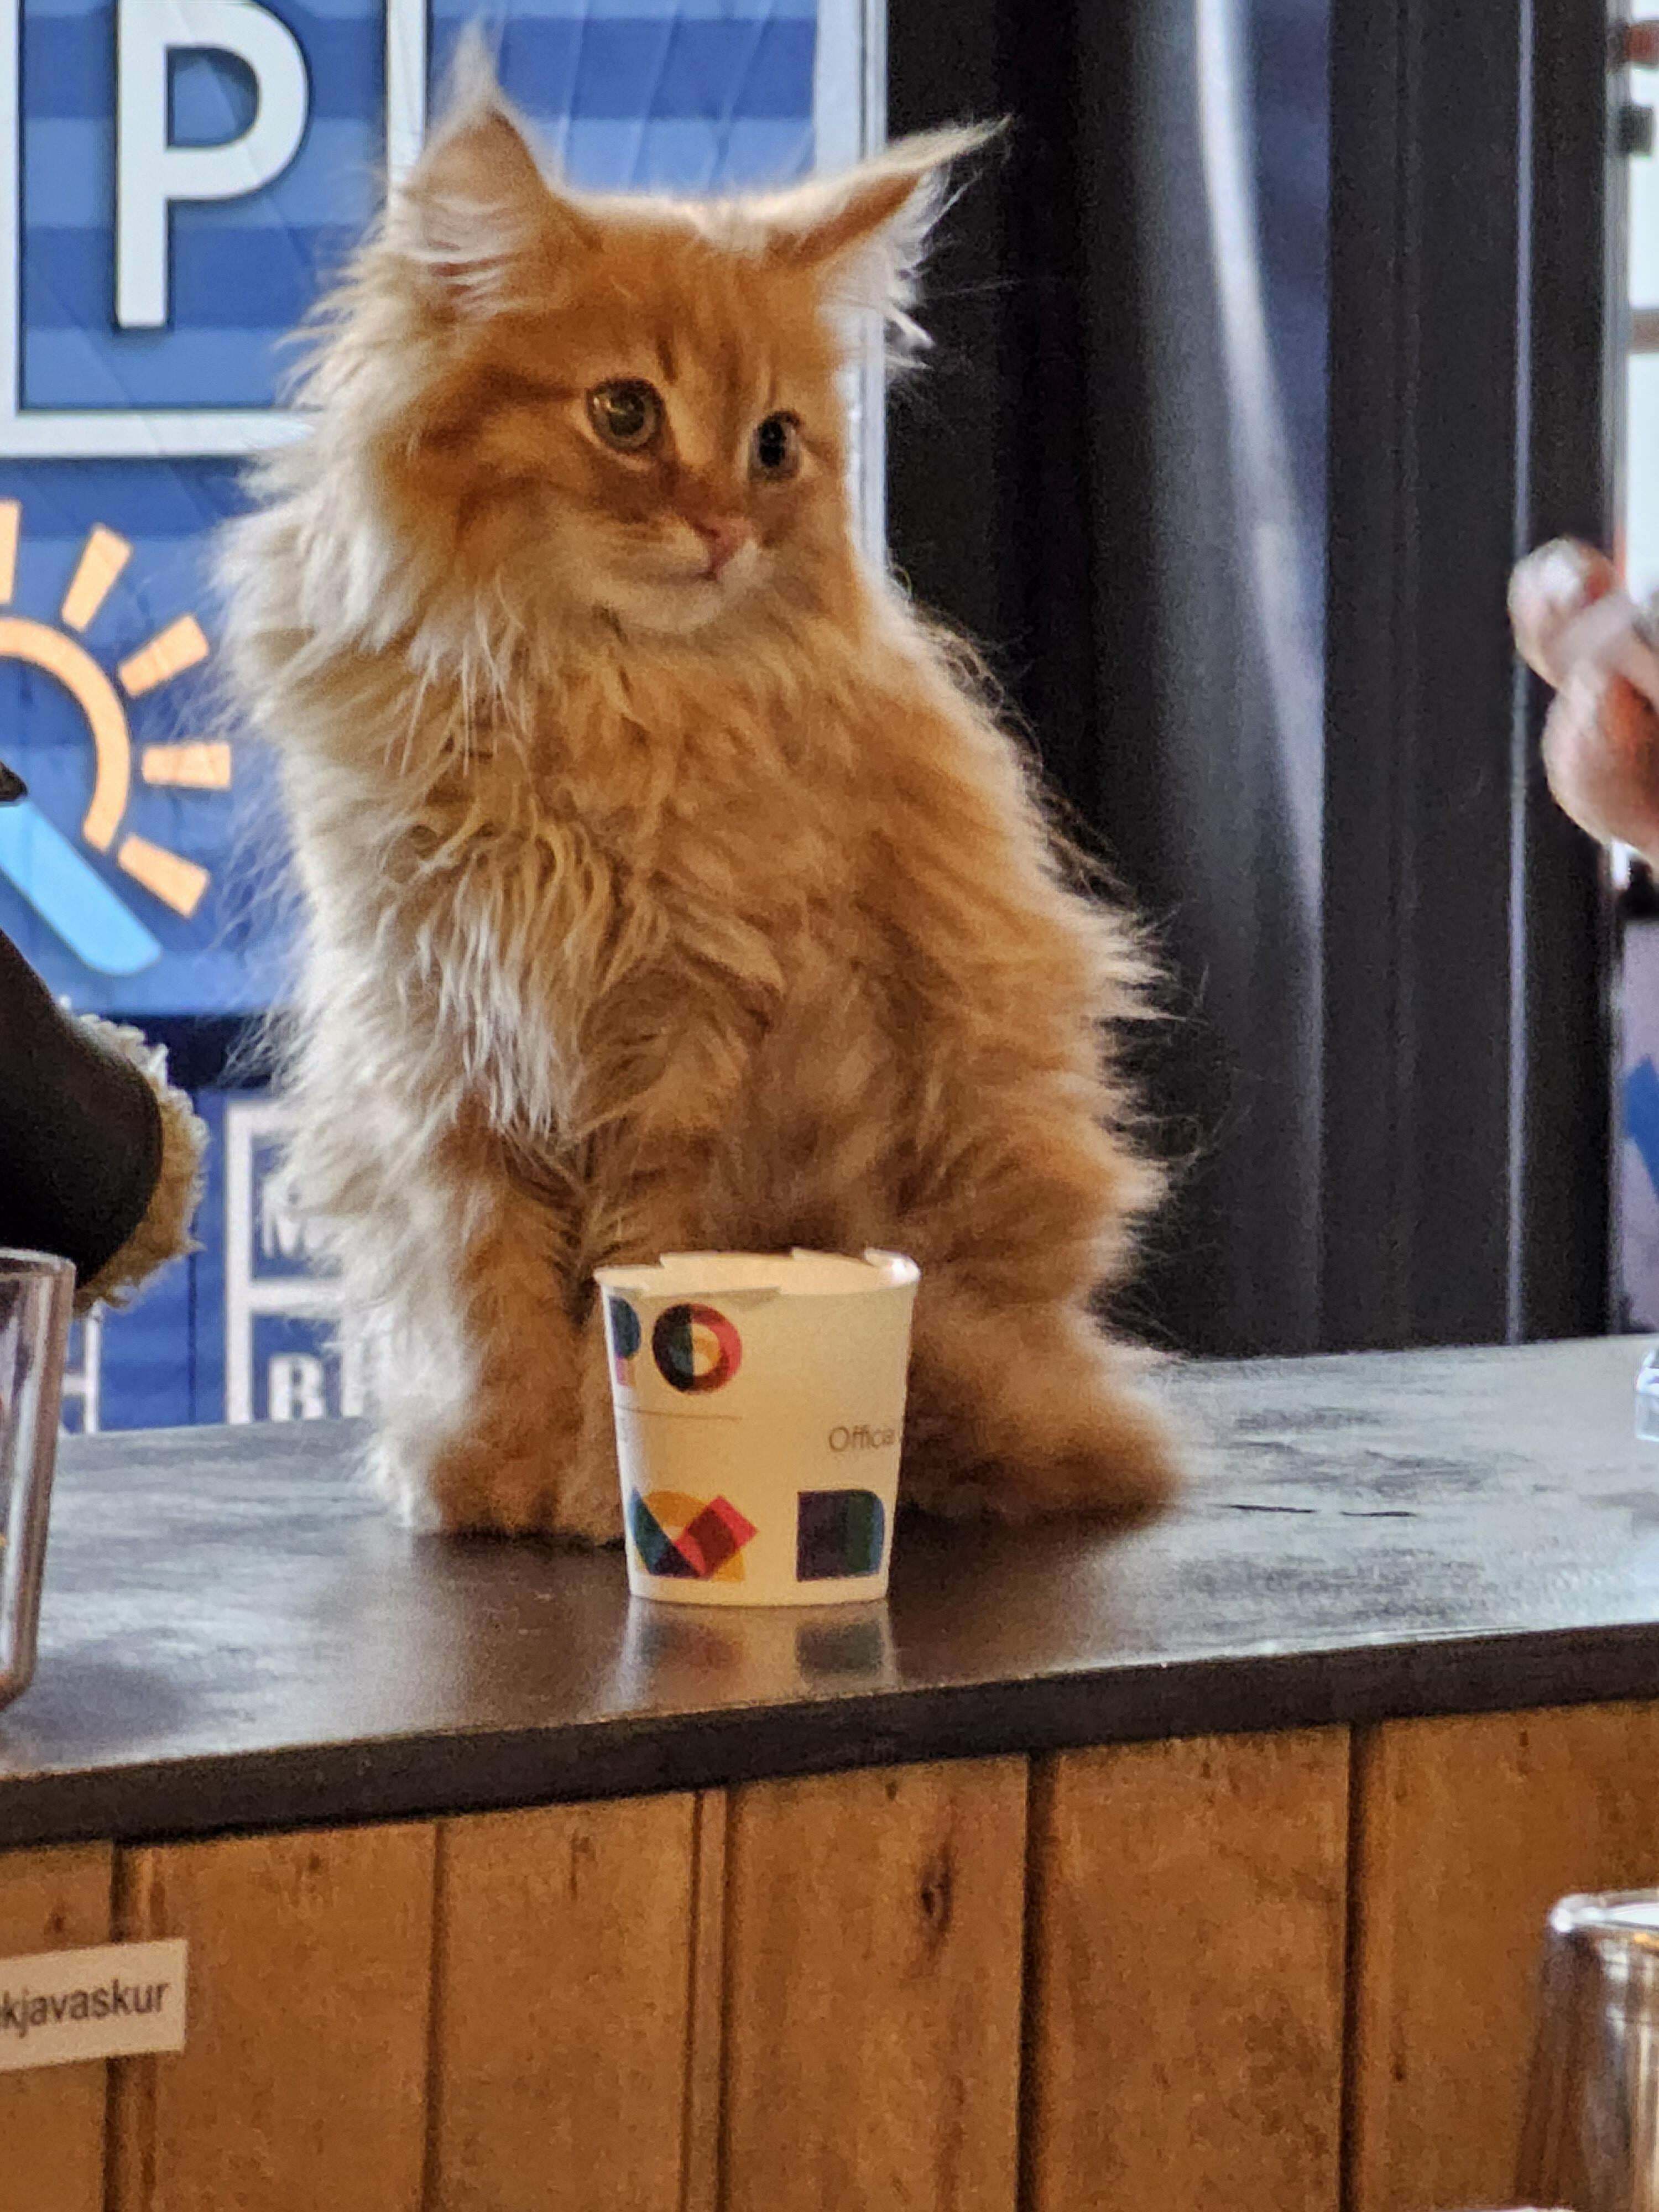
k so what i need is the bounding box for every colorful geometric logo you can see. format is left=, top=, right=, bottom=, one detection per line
left=796, top=1489, right=886, bottom=1581
left=628, top=1489, right=757, bottom=1582
left=651, top=1303, right=742, bottom=1394
left=604, top=1292, right=643, bottom=1386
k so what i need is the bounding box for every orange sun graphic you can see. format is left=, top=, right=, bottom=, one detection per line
left=0, top=499, right=232, bottom=972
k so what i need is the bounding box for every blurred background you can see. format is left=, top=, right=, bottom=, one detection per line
left=0, top=0, right=1641, bottom=1431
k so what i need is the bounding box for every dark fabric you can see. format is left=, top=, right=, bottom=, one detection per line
left=0, top=926, right=163, bottom=1281
left=888, top=0, right=1609, bottom=1355
left=889, top=2, right=1331, bottom=1354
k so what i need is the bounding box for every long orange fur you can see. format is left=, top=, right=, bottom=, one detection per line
left=219, top=58, right=1176, bottom=1538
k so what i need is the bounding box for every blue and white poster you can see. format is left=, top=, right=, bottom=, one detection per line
left=1, top=0, right=862, bottom=1428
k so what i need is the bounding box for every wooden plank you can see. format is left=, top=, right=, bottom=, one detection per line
left=1024, top=1728, right=1349, bottom=2212
left=107, top=1822, right=434, bottom=2212
left=1349, top=1700, right=1659, bottom=2212
left=427, top=1790, right=700, bottom=2212
left=722, top=1756, right=1027, bottom=2212
left=0, top=1842, right=113, bottom=2212
left=681, top=1790, right=728, bottom=2212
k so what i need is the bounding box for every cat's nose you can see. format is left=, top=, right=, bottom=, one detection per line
left=688, top=515, right=754, bottom=577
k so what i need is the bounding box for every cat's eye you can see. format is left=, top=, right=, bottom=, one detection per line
left=752, top=412, right=801, bottom=480
left=587, top=380, right=663, bottom=453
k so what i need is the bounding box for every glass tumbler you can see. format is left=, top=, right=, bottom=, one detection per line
left=0, top=1250, right=72, bottom=1711
left=1517, top=1890, right=1659, bottom=2211
left=1636, top=1347, right=1659, bottom=1441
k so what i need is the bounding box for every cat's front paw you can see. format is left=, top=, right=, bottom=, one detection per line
left=992, top=1383, right=1182, bottom=1521
left=367, top=1426, right=623, bottom=1543
left=901, top=1340, right=1182, bottom=1524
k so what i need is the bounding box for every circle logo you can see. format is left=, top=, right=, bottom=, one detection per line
left=652, top=1303, right=742, bottom=1394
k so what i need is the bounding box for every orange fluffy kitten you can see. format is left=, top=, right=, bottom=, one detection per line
left=220, top=56, right=1175, bottom=1539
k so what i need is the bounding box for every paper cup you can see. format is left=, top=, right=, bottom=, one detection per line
left=595, top=1249, right=920, bottom=1606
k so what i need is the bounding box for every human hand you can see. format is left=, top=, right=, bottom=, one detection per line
left=1510, top=538, right=1659, bottom=860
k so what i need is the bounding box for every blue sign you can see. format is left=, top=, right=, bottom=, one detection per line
left=12, top=0, right=855, bottom=1433
left=2, top=0, right=821, bottom=1017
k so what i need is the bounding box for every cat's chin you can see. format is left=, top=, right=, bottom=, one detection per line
left=589, top=575, right=754, bottom=641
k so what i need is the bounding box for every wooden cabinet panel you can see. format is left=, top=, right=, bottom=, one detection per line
left=722, top=1757, right=1027, bottom=2212
left=1348, top=1700, right=1659, bottom=2212
left=1025, top=1728, right=1349, bottom=2212
left=427, top=1789, right=703, bottom=2212
left=23, top=1700, right=1656, bottom=2212
left=0, top=1842, right=113, bottom=2212
left=106, top=1822, right=435, bottom=2212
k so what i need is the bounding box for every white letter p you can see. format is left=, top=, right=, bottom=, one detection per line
left=116, top=0, right=309, bottom=330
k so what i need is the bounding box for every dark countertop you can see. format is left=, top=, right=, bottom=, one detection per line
left=8, top=1335, right=1659, bottom=1848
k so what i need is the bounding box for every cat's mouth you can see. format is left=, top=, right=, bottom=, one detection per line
left=618, top=529, right=761, bottom=601
left=586, top=536, right=765, bottom=635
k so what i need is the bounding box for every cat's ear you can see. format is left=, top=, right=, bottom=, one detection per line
left=386, top=35, right=596, bottom=311
left=758, top=124, right=997, bottom=351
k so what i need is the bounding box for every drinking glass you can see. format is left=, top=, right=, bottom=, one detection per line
left=1636, top=1348, right=1659, bottom=1440
left=0, top=1250, right=72, bottom=1710
left=1517, top=1890, right=1659, bottom=2211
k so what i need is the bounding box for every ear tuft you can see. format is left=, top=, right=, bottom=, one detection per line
left=385, top=38, right=594, bottom=311
left=758, top=122, right=999, bottom=357
left=442, top=20, right=508, bottom=119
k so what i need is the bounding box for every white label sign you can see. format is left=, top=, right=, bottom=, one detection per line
left=0, top=1939, right=187, bottom=2072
